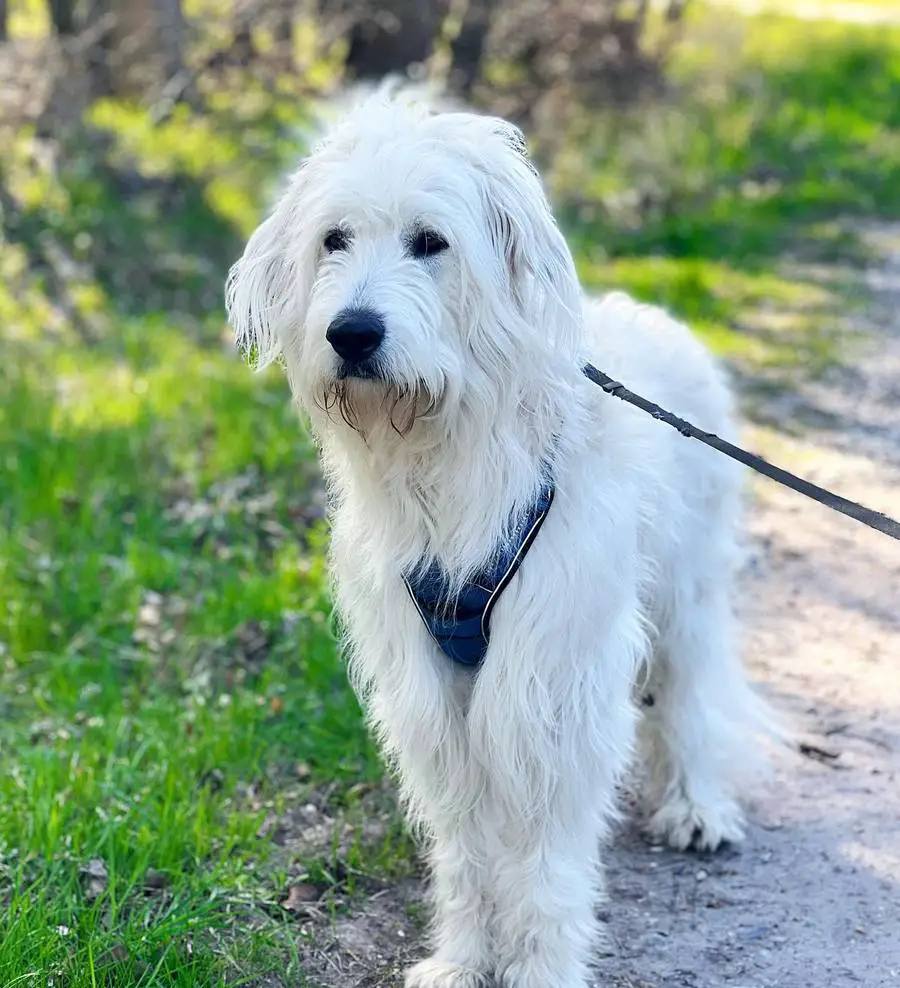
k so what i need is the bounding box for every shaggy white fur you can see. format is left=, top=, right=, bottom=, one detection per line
left=226, top=89, right=774, bottom=988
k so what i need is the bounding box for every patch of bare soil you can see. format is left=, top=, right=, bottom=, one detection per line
left=290, top=228, right=900, bottom=988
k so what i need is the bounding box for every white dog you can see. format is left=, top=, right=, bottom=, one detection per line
left=227, top=90, right=772, bottom=988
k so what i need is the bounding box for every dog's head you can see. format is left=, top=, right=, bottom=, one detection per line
left=226, top=90, right=583, bottom=438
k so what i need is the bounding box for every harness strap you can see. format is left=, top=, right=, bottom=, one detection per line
left=404, top=481, right=554, bottom=666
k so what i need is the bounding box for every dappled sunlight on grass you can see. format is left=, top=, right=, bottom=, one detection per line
left=0, top=8, right=372, bottom=984
left=0, top=326, right=373, bottom=979
left=88, top=101, right=265, bottom=234
left=557, top=11, right=900, bottom=263
left=555, top=9, right=900, bottom=377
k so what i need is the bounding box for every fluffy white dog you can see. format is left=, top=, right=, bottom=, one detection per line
left=227, top=90, right=771, bottom=988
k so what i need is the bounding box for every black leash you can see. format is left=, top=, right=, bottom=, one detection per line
left=582, top=362, right=900, bottom=543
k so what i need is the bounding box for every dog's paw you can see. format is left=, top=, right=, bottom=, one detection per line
left=405, top=958, right=490, bottom=988
left=644, top=793, right=745, bottom=852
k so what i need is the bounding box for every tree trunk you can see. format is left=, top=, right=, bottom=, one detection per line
left=104, top=0, right=188, bottom=99
left=323, top=0, right=448, bottom=80
left=231, top=2, right=254, bottom=65
left=274, top=0, right=294, bottom=66
left=48, top=0, right=77, bottom=35
left=84, top=0, right=113, bottom=98
left=448, top=0, right=495, bottom=97
left=0, top=0, right=8, bottom=42
left=156, top=0, right=188, bottom=86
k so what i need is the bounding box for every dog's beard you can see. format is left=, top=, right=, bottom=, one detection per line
left=315, top=377, right=438, bottom=438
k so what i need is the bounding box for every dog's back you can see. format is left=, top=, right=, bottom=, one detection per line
left=585, top=291, right=737, bottom=440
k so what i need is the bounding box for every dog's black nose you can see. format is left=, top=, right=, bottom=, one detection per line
left=326, top=310, right=385, bottom=364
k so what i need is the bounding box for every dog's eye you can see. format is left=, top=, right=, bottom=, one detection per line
left=323, top=228, right=350, bottom=253
left=409, top=229, right=449, bottom=260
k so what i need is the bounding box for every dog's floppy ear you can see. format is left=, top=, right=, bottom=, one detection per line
left=480, top=121, right=582, bottom=353
left=226, top=171, right=309, bottom=369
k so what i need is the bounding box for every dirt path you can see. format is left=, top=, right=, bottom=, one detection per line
left=296, top=232, right=900, bottom=988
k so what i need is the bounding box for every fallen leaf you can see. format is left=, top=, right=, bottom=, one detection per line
left=198, top=767, right=225, bottom=792
left=143, top=868, right=168, bottom=892
left=79, top=858, right=108, bottom=901
left=235, top=620, right=271, bottom=664
left=282, top=882, right=324, bottom=913
left=137, top=591, right=163, bottom=626
left=99, top=943, right=129, bottom=964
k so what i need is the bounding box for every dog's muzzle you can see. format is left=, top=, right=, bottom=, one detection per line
left=327, top=308, right=385, bottom=378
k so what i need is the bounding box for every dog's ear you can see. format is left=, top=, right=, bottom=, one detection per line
left=495, top=121, right=539, bottom=177
left=226, top=171, right=309, bottom=369
left=480, top=122, right=582, bottom=353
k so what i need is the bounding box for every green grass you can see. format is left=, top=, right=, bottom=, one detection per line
left=1, top=2, right=899, bottom=984
left=0, top=324, right=384, bottom=983
left=554, top=9, right=900, bottom=372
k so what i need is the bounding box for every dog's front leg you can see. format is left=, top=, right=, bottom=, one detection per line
left=368, top=674, right=494, bottom=988
left=488, top=814, right=605, bottom=988
left=405, top=812, right=494, bottom=988
left=470, top=623, right=640, bottom=988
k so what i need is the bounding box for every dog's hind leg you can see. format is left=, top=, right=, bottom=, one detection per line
left=637, top=560, right=770, bottom=852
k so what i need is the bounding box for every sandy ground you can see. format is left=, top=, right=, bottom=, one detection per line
left=292, top=232, right=900, bottom=987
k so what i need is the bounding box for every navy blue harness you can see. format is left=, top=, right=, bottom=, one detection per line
left=403, top=477, right=555, bottom=667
